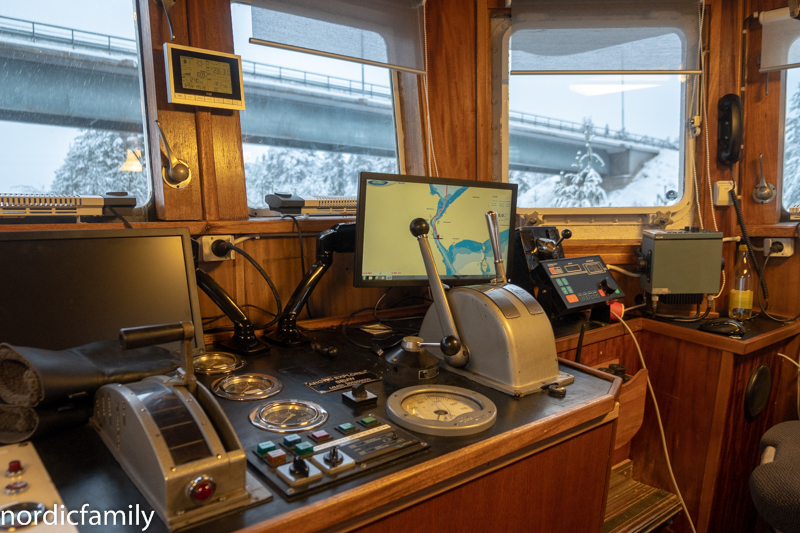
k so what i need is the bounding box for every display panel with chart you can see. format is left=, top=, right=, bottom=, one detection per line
left=164, top=43, right=245, bottom=110
left=354, top=173, right=517, bottom=287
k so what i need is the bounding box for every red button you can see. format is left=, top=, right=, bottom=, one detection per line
left=190, top=479, right=215, bottom=502
left=598, top=289, right=606, bottom=297
left=7, top=461, right=22, bottom=474
left=566, top=294, right=579, bottom=303
left=550, top=268, right=557, bottom=274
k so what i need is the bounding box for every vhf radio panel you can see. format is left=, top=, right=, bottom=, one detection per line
left=513, top=226, right=623, bottom=320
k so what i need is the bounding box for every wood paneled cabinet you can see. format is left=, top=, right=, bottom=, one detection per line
left=559, top=318, right=800, bottom=533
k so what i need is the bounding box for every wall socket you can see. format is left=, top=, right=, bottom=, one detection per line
left=713, top=180, right=736, bottom=206
left=764, top=238, right=795, bottom=258
left=199, top=235, right=235, bottom=261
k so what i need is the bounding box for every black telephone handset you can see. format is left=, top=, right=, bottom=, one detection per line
left=717, top=94, right=743, bottom=166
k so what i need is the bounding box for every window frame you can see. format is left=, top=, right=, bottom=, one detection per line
left=231, top=0, right=408, bottom=208
left=491, top=12, right=696, bottom=237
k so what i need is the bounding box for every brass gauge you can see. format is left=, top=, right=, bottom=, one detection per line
left=386, top=385, right=497, bottom=436
left=212, top=373, right=282, bottom=401
left=250, top=399, right=328, bottom=433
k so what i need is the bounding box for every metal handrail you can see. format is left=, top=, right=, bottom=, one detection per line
left=0, top=15, right=137, bottom=53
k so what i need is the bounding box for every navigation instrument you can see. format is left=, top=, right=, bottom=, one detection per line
left=386, top=385, right=497, bottom=436
left=354, top=172, right=517, bottom=287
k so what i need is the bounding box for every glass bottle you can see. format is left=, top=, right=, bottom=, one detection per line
left=729, top=245, right=753, bottom=320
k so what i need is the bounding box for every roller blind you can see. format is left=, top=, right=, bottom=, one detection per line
left=510, top=0, right=702, bottom=74
left=250, top=0, right=426, bottom=75
left=760, top=8, right=800, bottom=73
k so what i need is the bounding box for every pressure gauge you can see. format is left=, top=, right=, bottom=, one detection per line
left=249, top=399, right=328, bottom=433
left=211, top=373, right=282, bottom=401
left=193, top=352, right=245, bottom=375
left=386, top=385, right=497, bottom=436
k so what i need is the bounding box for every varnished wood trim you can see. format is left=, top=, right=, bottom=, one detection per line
left=641, top=318, right=800, bottom=355
left=195, top=110, right=220, bottom=221
left=696, top=351, right=732, bottom=533
left=747, top=223, right=800, bottom=237
left=555, top=319, right=643, bottom=353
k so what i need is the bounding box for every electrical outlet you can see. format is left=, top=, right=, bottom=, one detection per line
left=764, top=238, right=794, bottom=258
left=713, top=181, right=736, bottom=206
left=199, top=235, right=235, bottom=261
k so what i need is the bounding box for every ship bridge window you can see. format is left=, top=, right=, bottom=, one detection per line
left=0, top=0, right=150, bottom=206
left=232, top=0, right=427, bottom=209
left=494, top=0, right=702, bottom=231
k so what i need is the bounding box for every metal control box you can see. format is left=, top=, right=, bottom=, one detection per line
left=640, top=229, right=723, bottom=296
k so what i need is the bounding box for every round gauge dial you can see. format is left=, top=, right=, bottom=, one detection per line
left=193, top=352, right=245, bottom=375
left=212, top=374, right=282, bottom=401
left=387, top=385, right=497, bottom=436
left=400, top=393, right=482, bottom=422
left=250, top=400, right=328, bottom=433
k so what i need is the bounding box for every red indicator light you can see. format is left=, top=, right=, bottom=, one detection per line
left=188, top=477, right=216, bottom=503
left=7, top=461, right=22, bottom=474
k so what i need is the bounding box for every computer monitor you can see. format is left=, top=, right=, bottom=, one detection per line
left=354, top=172, right=518, bottom=287
left=0, top=228, right=205, bottom=354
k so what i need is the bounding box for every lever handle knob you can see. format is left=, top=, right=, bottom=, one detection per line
left=410, top=218, right=430, bottom=237
left=155, top=120, right=192, bottom=188
left=554, top=228, right=572, bottom=248
left=440, top=336, right=461, bottom=356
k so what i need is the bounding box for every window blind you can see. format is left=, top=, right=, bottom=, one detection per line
left=759, top=7, right=800, bottom=73
left=250, top=0, right=426, bottom=75
left=510, top=0, right=702, bottom=75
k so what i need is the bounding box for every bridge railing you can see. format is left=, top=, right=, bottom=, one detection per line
left=0, top=15, right=137, bottom=54
left=509, top=110, right=678, bottom=150
left=241, top=60, right=392, bottom=99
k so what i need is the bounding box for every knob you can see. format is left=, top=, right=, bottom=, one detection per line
left=599, top=278, right=613, bottom=294
left=324, top=446, right=343, bottom=466
left=440, top=336, right=461, bottom=356
left=554, top=228, right=572, bottom=248
left=290, top=456, right=309, bottom=477
left=410, top=218, right=430, bottom=237
left=352, top=382, right=366, bottom=398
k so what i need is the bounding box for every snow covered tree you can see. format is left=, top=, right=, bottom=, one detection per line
left=50, top=130, right=149, bottom=204
left=244, top=146, right=397, bottom=207
left=553, top=118, right=608, bottom=208
left=783, top=82, right=800, bottom=207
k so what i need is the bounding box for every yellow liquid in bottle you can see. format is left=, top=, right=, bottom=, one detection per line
left=729, top=289, right=753, bottom=320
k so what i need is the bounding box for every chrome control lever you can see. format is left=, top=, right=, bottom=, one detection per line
left=155, top=120, right=192, bottom=189
left=409, top=218, right=468, bottom=368
left=485, top=211, right=507, bottom=285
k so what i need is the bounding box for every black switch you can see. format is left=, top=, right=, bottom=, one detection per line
left=342, top=383, right=378, bottom=409
left=290, top=456, right=309, bottom=477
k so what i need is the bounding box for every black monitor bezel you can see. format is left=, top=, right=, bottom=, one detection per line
left=0, top=227, right=206, bottom=354
left=354, top=172, right=518, bottom=288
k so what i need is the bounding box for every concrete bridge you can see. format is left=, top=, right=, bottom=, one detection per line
left=0, top=15, right=676, bottom=176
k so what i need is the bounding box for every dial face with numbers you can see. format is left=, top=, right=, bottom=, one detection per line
left=400, top=393, right=482, bottom=422
left=250, top=400, right=328, bottom=433
left=387, top=385, right=497, bottom=436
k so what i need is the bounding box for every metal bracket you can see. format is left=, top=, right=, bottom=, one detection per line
left=649, top=211, right=673, bottom=230
left=519, top=211, right=542, bottom=226
left=152, top=0, right=177, bottom=41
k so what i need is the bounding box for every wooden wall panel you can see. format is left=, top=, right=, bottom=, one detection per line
left=186, top=0, right=249, bottom=221
left=629, top=332, right=723, bottom=533
left=355, top=423, right=615, bottom=533
left=425, top=0, right=478, bottom=180
left=146, top=0, right=204, bottom=220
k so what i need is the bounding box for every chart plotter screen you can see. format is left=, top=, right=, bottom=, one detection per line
left=354, top=173, right=517, bottom=287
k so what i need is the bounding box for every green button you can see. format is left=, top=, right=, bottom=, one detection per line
left=294, top=442, right=314, bottom=456
left=567, top=287, right=574, bottom=294
left=256, top=441, right=276, bottom=456
left=556, top=278, right=564, bottom=286
left=337, top=423, right=357, bottom=435
left=561, top=287, right=569, bottom=295
left=283, top=434, right=302, bottom=448
left=359, top=416, right=378, bottom=428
